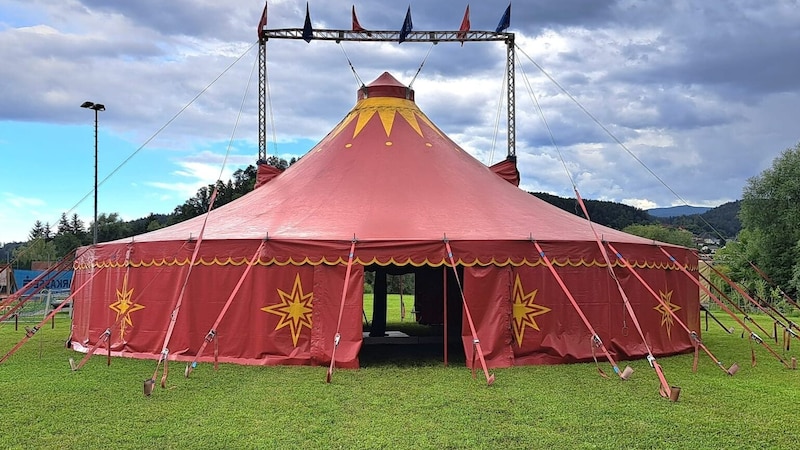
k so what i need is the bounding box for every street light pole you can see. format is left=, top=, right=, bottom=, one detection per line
left=80, top=101, right=105, bottom=246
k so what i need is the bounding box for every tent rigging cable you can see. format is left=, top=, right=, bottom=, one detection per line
left=264, top=49, right=279, bottom=157
left=408, top=43, right=435, bottom=89
left=520, top=56, right=658, bottom=377
left=327, top=239, right=358, bottom=383
left=0, top=247, right=116, bottom=365
left=49, top=41, right=259, bottom=243
left=607, top=242, right=734, bottom=375
left=529, top=238, right=624, bottom=379
left=185, top=239, right=268, bottom=378
left=704, top=261, right=800, bottom=345
left=149, top=44, right=260, bottom=391
left=515, top=44, right=728, bottom=243
left=519, top=59, right=685, bottom=396
left=338, top=43, right=365, bottom=88
left=749, top=262, right=800, bottom=314
left=487, top=68, right=507, bottom=166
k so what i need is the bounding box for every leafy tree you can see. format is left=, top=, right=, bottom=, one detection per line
left=52, top=233, right=83, bottom=257
left=12, top=238, right=56, bottom=269
left=739, top=142, right=800, bottom=296
left=146, top=220, right=164, bottom=232
left=94, top=213, right=132, bottom=243
left=622, top=224, right=694, bottom=247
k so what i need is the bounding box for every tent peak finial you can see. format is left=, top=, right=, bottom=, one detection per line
left=358, top=72, right=414, bottom=101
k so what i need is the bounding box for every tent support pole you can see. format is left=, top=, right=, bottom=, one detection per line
left=749, top=261, right=800, bottom=314
left=443, top=265, right=448, bottom=367
left=370, top=269, right=387, bottom=337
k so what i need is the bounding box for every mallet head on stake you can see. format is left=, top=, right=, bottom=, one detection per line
left=620, top=366, right=634, bottom=380
left=143, top=378, right=155, bottom=396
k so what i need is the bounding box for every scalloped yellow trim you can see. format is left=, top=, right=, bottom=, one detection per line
left=74, top=255, right=695, bottom=272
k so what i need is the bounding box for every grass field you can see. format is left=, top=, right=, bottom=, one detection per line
left=1, top=303, right=799, bottom=449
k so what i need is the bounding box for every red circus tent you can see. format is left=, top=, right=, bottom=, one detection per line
left=69, top=72, right=699, bottom=369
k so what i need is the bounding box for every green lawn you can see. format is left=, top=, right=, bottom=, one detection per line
left=1, top=309, right=799, bottom=449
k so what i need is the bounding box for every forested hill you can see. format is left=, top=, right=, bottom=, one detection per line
left=656, top=200, right=741, bottom=238
left=530, top=193, right=742, bottom=239
left=530, top=192, right=653, bottom=230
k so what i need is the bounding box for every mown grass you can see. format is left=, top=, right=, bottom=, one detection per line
left=1, top=308, right=799, bottom=449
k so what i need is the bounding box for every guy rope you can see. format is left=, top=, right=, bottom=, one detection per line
left=658, top=246, right=791, bottom=369
left=327, top=238, right=358, bottom=383
left=606, top=243, right=735, bottom=376
left=185, top=238, right=268, bottom=377
left=530, top=238, right=623, bottom=380
left=444, top=238, right=495, bottom=386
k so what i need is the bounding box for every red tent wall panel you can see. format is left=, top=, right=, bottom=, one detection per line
left=463, top=257, right=699, bottom=368
left=71, top=256, right=364, bottom=366
left=310, top=263, right=365, bottom=368
left=461, top=266, right=514, bottom=368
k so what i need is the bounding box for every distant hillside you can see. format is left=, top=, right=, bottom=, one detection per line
left=647, top=205, right=711, bottom=217
left=656, top=200, right=741, bottom=239
left=531, top=193, right=741, bottom=239
left=531, top=192, right=653, bottom=230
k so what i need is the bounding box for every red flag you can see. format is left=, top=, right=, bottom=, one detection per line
left=352, top=5, right=366, bottom=32
left=458, top=5, right=470, bottom=45
left=257, top=2, right=268, bottom=40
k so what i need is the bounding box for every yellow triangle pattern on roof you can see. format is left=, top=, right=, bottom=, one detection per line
left=327, top=97, right=447, bottom=141
left=353, top=109, right=377, bottom=138
left=378, top=109, right=396, bottom=136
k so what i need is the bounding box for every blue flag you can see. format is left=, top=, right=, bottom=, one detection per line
left=495, top=4, right=511, bottom=33
left=302, top=2, right=313, bottom=43
left=399, top=6, right=413, bottom=43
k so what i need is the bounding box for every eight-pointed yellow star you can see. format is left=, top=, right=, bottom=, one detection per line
left=512, top=274, right=551, bottom=346
left=262, top=274, right=314, bottom=347
left=654, top=290, right=681, bottom=339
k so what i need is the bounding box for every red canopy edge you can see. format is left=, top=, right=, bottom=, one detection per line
left=75, top=240, right=696, bottom=271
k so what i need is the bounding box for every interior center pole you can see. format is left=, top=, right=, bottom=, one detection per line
left=443, top=265, right=448, bottom=367
left=370, top=268, right=387, bottom=337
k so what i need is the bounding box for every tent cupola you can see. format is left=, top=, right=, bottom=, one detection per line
left=358, top=72, right=414, bottom=101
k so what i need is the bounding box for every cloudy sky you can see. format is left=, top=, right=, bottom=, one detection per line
left=1, top=0, right=799, bottom=243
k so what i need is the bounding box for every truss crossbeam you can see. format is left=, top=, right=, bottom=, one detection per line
left=260, top=29, right=511, bottom=43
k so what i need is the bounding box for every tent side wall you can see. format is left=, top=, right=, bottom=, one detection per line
left=71, top=242, right=365, bottom=367
left=461, top=244, right=700, bottom=368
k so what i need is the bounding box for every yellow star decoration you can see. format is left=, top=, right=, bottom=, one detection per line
left=108, top=273, right=145, bottom=339
left=654, top=290, right=681, bottom=339
left=261, top=274, right=313, bottom=347
left=512, top=274, right=551, bottom=347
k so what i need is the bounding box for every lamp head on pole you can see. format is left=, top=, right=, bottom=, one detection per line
left=80, top=101, right=105, bottom=111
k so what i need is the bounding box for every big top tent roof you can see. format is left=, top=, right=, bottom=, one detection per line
left=121, top=72, right=661, bottom=246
